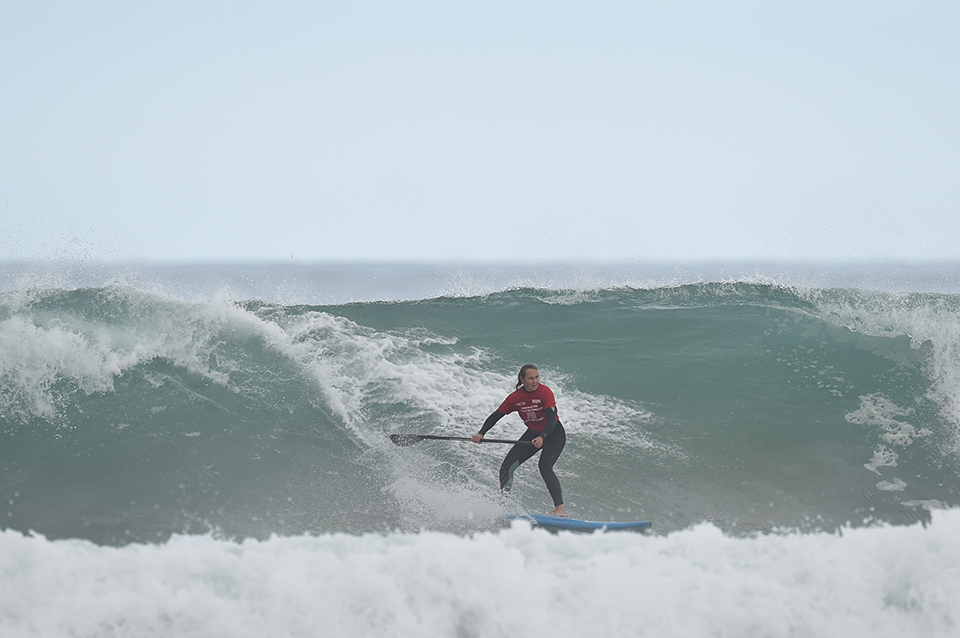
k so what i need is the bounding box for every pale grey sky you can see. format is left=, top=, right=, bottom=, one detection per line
left=2, top=1, right=958, bottom=263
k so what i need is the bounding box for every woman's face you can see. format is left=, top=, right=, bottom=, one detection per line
left=521, top=369, right=540, bottom=392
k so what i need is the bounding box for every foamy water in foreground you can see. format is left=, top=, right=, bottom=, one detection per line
left=3, top=509, right=959, bottom=638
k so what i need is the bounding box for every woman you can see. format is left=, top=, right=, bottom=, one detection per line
left=472, top=364, right=567, bottom=517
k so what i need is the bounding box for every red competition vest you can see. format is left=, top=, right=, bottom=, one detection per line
left=498, top=384, right=557, bottom=433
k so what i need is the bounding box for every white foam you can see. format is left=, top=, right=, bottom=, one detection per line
left=876, top=478, right=908, bottom=492
left=0, top=286, right=284, bottom=423
left=864, top=446, right=899, bottom=475
left=846, top=394, right=933, bottom=493
left=278, top=310, right=669, bottom=453
left=815, top=289, right=960, bottom=458
left=277, top=309, right=510, bottom=441
left=845, top=393, right=926, bottom=447
left=2, top=509, right=959, bottom=638
left=0, top=315, right=120, bottom=420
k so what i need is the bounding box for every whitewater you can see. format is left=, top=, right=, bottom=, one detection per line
left=2, top=261, right=959, bottom=637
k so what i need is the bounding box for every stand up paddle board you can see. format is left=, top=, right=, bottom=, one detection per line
left=509, top=512, right=651, bottom=531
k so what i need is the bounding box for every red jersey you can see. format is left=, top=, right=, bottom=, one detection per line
left=498, top=384, right=558, bottom=433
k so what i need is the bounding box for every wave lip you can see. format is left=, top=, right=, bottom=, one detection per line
left=6, top=261, right=960, bottom=304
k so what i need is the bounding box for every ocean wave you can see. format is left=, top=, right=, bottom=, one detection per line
left=2, top=280, right=960, bottom=544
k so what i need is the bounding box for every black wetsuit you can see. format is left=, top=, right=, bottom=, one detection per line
left=479, top=407, right=566, bottom=507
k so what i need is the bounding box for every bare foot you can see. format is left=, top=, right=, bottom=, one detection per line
left=548, top=504, right=567, bottom=517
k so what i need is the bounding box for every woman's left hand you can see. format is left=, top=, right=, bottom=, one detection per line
left=532, top=436, right=543, bottom=449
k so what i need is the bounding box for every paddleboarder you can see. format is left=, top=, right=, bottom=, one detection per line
left=472, top=364, right=567, bottom=517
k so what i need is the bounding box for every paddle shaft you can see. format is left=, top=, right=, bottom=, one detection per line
left=390, top=433, right=532, bottom=446
left=421, top=435, right=527, bottom=445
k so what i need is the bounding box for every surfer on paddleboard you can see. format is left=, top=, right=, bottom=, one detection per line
left=472, top=364, right=567, bottom=517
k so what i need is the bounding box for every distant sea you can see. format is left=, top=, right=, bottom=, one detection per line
left=2, top=261, right=959, bottom=637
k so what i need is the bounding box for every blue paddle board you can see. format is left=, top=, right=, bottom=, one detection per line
left=509, top=512, right=651, bottom=531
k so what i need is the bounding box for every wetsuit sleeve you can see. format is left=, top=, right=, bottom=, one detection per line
left=478, top=410, right=505, bottom=436
left=540, top=407, right=558, bottom=439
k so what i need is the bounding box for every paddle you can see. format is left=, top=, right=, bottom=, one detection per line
left=389, top=433, right=532, bottom=447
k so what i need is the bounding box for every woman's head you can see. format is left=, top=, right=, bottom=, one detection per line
left=516, top=364, right=540, bottom=391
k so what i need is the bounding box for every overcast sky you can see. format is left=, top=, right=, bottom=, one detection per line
left=2, top=1, right=958, bottom=264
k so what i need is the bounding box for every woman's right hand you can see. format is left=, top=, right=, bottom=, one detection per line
left=471, top=433, right=484, bottom=443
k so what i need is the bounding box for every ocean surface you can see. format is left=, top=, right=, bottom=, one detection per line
left=2, top=261, right=959, bottom=637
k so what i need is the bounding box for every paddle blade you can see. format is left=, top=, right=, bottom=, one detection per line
left=389, top=433, right=425, bottom=447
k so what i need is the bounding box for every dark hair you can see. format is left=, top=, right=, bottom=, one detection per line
left=516, top=364, right=538, bottom=389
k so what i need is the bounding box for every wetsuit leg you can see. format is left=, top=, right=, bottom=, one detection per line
left=498, top=429, right=539, bottom=494
left=538, top=422, right=566, bottom=507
